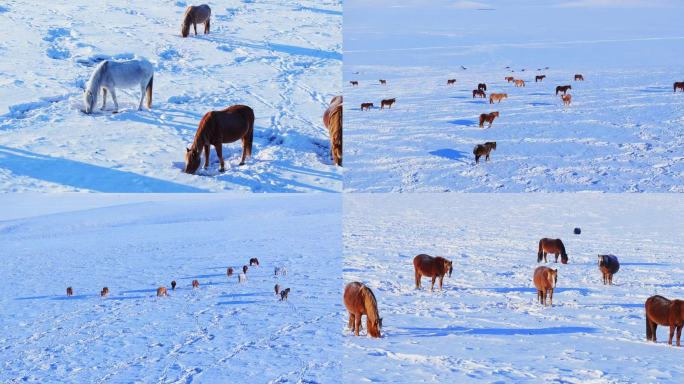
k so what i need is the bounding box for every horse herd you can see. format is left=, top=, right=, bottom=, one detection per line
left=344, top=232, right=684, bottom=347
left=80, top=4, right=343, bottom=174
left=64, top=257, right=294, bottom=302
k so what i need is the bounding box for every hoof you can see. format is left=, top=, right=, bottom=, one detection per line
left=238, top=162, right=245, bottom=166
left=219, top=168, right=225, bottom=173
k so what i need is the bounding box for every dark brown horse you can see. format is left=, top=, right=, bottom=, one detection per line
left=66, top=287, right=73, bottom=296
left=645, top=295, right=684, bottom=346
left=101, top=287, right=109, bottom=297
left=505, top=76, right=515, bottom=83
left=249, top=257, right=260, bottom=266
left=538, top=238, right=568, bottom=264
left=379, top=79, right=387, bottom=85
left=323, top=96, right=342, bottom=166
left=275, top=283, right=280, bottom=295
left=478, top=83, right=487, bottom=91
left=473, top=142, right=496, bottom=164
left=350, top=81, right=359, bottom=87
left=192, top=280, right=199, bottom=288
left=171, top=280, right=177, bottom=290
left=360, top=102, right=373, bottom=111
left=674, top=82, right=684, bottom=92
left=243, top=265, right=248, bottom=274
left=413, top=254, right=453, bottom=291
left=574, top=74, right=584, bottom=81
left=479, top=111, right=499, bottom=128
left=535, top=75, right=546, bottom=82
left=181, top=4, right=211, bottom=37
left=184, top=105, right=254, bottom=174
left=597, top=254, right=619, bottom=285
left=343, top=282, right=382, bottom=338
left=533, top=266, right=558, bottom=306
left=556, top=85, right=572, bottom=95
left=280, top=288, right=290, bottom=301
left=227, top=267, right=233, bottom=277
left=472, top=89, right=486, bottom=98
left=447, top=79, right=456, bottom=85
left=380, top=98, right=396, bottom=109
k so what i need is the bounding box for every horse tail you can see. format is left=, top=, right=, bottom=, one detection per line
left=241, top=107, right=255, bottom=158
left=146, top=75, right=153, bottom=109
left=537, top=239, right=543, bottom=263
left=361, top=285, right=381, bottom=338
left=645, top=299, right=652, bottom=340
left=329, top=104, right=342, bottom=166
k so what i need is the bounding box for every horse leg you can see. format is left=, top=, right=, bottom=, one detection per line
left=101, top=88, right=107, bottom=110
left=203, top=145, right=210, bottom=169
left=549, top=288, right=553, bottom=307
left=194, top=23, right=198, bottom=36
left=239, top=138, right=247, bottom=166
left=109, top=87, right=119, bottom=113
left=348, top=313, right=354, bottom=331
left=554, top=253, right=559, bottom=263
left=669, top=325, right=675, bottom=345
left=415, top=271, right=421, bottom=289
left=354, top=314, right=362, bottom=336
left=677, top=325, right=683, bottom=346
left=652, top=323, right=658, bottom=342
left=138, top=83, right=145, bottom=110
left=216, top=144, right=225, bottom=172
left=430, top=276, right=436, bottom=292
left=543, top=252, right=547, bottom=263
left=439, top=276, right=443, bottom=291
left=537, top=290, right=542, bottom=304
left=204, top=19, right=210, bottom=34
left=475, top=154, right=480, bottom=164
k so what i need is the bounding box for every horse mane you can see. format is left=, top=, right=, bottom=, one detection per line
left=191, top=111, right=213, bottom=153
left=360, top=285, right=380, bottom=338
left=181, top=7, right=194, bottom=36
left=558, top=240, right=567, bottom=257
left=328, top=103, right=342, bottom=166
left=85, top=60, right=108, bottom=110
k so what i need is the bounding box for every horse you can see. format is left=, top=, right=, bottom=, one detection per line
left=472, top=89, right=486, bottom=98
left=83, top=58, right=154, bottom=114
left=280, top=288, right=290, bottom=301
left=535, top=75, right=546, bottom=82
left=505, top=76, right=515, bottom=82
left=561, top=94, right=572, bottom=106
left=473, top=142, right=496, bottom=164
left=479, top=111, right=499, bottom=128
left=447, top=79, right=456, bottom=85
left=574, top=227, right=581, bottom=235
left=101, top=287, right=109, bottom=297
left=350, top=81, right=358, bottom=87
left=275, top=284, right=280, bottom=295
left=343, top=282, right=382, bottom=338
left=674, top=82, right=684, bottom=92
left=360, top=102, right=373, bottom=111
left=323, top=96, right=342, bottom=166
left=183, top=105, right=255, bottom=174
left=181, top=4, right=211, bottom=37
left=413, top=254, right=453, bottom=291
left=379, top=79, right=387, bottom=85
left=171, top=280, right=177, bottom=290
left=274, top=266, right=287, bottom=276
left=157, top=287, right=168, bottom=297
left=538, top=238, right=568, bottom=264
left=533, top=266, right=557, bottom=306
left=249, top=257, right=260, bottom=266
left=191, top=280, right=199, bottom=288
left=380, top=98, right=396, bottom=109
left=574, top=74, right=584, bottom=81
left=242, top=265, right=248, bottom=274
left=598, top=254, right=619, bottom=285
left=489, top=93, right=507, bottom=104
left=514, top=79, right=525, bottom=87
left=645, top=295, right=684, bottom=346
left=555, top=85, right=571, bottom=95
left=227, top=267, right=234, bottom=277
left=478, top=83, right=487, bottom=91
left=66, top=287, right=73, bottom=296
left=239, top=273, right=247, bottom=283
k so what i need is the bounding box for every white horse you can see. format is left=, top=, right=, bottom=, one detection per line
left=83, top=58, right=154, bottom=114
left=238, top=273, right=247, bottom=283
left=274, top=266, right=288, bottom=276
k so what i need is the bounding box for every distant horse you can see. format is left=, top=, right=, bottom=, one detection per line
left=360, top=102, right=373, bottom=111
left=379, top=79, right=387, bottom=85
left=479, top=111, right=499, bottom=128
left=343, top=282, right=382, bottom=338
left=538, top=238, right=568, bottom=264
left=674, top=82, right=684, bottom=92
left=101, top=287, right=109, bottom=297
left=505, top=76, right=515, bottom=82
left=249, top=258, right=260, bottom=266
left=171, top=280, right=177, bottom=290
left=447, top=79, right=456, bottom=85
left=183, top=105, right=255, bottom=174
left=157, top=287, right=168, bottom=297
left=243, top=265, right=248, bottom=274
left=533, top=266, right=558, bottom=306
left=478, top=83, right=487, bottom=91
left=535, top=75, right=546, bottom=82
left=598, top=254, right=619, bottom=285
left=574, top=74, right=584, bottom=81
left=239, top=273, right=247, bottom=283
left=473, top=142, right=496, bottom=164
left=561, top=94, right=572, bottom=106
left=413, top=254, right=453, bottom=291
left=514, top=79, right=525, bottom=87
left=556, top=85, right=572, bottom=95
left=192, top=280, right=199, bottom=288
left=83, top=58, right=154, bottom=114
left=66, top=287, right=73, bottom=296
left=227, top=267, right=234, bottom=277
left=275, top=283, right=280, bottom=295
left=280, top=288, right=290, bottom=301
left=350, top=81, right=358, bottom=87
left=645, top=295, right=684, bottom=346
left=489, top=93, right=507, bottom=104
left=472, top=89, right=486, bottom=98
left=574, top=227, right=581, bottom=235
left=181, top=4, right=211, bottom=37
left=323, top=95, right=343, bottom=166
left=274, top=266, right=288, bottom=276
left=380, top=98, right=396, bottom=109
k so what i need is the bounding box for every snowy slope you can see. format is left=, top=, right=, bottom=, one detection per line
left=344, top=194, right=684, bottom=383
left=343, top=0, right=684, bottom=192
left=0, top=0, right=342, bottom=192
left=0, top=194, right=342, bottom=383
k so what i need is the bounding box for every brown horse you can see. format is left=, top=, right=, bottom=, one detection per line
left=535, top=75, right=546, bottom=82
left=505, top=76, right=515, bottom=83
left=184, top=105, right=254, bottom=174
left=473, top=89, right=486, bottom=98
left=447, top=79, right=456, bottom=85
left=598, top=254, right=619, bottom=285
left=473, top=142, right=496, bottom=164
left=574, top=74, right=584, bottom=81
left=645, top=295, right=684, bottom=346
left=514, top=79, right=525, bottom=87
left=343, top=282, right=382, bottom=338
left=227, top=267, right=233, bottom=277
left=275, top=283, right=280, bottom=295
left=380, top=98, right=396, bottom=109
left=478, top=83, right=487, bottom=91
left=360, top=102, right=373, bottom=111
left=243, top=265, right=248, bottom=274
left=280, top=288, right=290, bottom=301
left=181, top=4, right=211, bottom=38
left=350, top=81, right=358, bottom=87
left=674, top=82, right=684, bottom=92
left=561, top=94, right=572, bottom=106
left=101, top=287, right=109, bottom=297
left=323, top=96, right=342, bottom=166
left=533, top=266, right=558, bottom=306
left=479, top=111, right=499, bottom=128
left=379, top=79, right=387, bottom=85
left=192, top=280, right=199, bottom=288
left=538, top=238, right=568, bottom=264
left=489, top=93, right=507, bottom=104
left=171, top=280, right=177, bottom=290
left=556, top=85, right=572, bottom=95
left=249, top=257, right=260, bottom=266
left=66, top=287, right=73, bottom=296
left=413, top=254, right=453, bottom=291
left=157, top=287, right=168, bottom=297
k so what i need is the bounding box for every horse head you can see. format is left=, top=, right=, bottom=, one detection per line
left=445, top=259, right=453, bottom=277
left=549, top=269, right=558, bottom=288
left=83, top=88, right=95, bottom=114
left=184, top=146, right=202, bottom=174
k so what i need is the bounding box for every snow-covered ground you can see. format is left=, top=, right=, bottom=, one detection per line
left=0, top=194, right=342, bottom=383
left=344, top=194, right=684, bottom=383
left=344, top=0, right=684, bottom=192
left=0, top=0, right=341, bottom=192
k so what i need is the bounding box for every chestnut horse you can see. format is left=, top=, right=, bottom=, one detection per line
left=343, top=282, right=382, bottom=338
left=674, top=82, right=684, bottom=92
left=101, top=287, right=109, bottom=297
left=447, top=79, right=456, bottom=85
left=478, top=83, right=487, bottom=91
left=380, top=98, right=396, bottom=109
left=323, top=96, right=342, bottom=166
left=473, top=142, right=496, bottom=164
left=574, top=74, right=584, bottom=81
left=514, top=79, right=525, bottom=87
left=192, top=280, right=199, bottom=288
left=533, top=266, right=557, bottom=306
left=171, top=280, right=177, bottom=290
left=413, top=254, right=453, bottom=291
left=360, top=102, right=373, bottom=111
left=249, top=257, right=260, bottom=266
left=598, top=254, right=619, bottom=285
left=181, top=4, right=211, bottom=38
left=561, top=94, right=572, bottom=106
left=505, top=76, right=515, bottom=82
left=479, top=111, right=499, bottom=128
left=473, top=89, right=486, bottom=98
left=66, top=287, right=73, bottom=296
left=489, top=93, right=507, bottom=104
left=227, top=267, right=234, bottom=277
left=184, top=105, right=254, bottom=174
left=535, top=75, right=546, bottom=82
left=556, top=85, right=571, bottom=95
left=645, top=295, right=684, bottom=346
left=538, top=238, right=568, bottom=264
left=157, top=287, right=168, bottom=297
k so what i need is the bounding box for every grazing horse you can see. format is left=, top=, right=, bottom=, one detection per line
left=249, top=257, right=260, bottom=266
left=274, top=266, right=287, bottom=276
left=561, top=94, right=572, bottom=106
left=171, top=280, right=177, bottom=290
left=66, top=287, right=73, bottom=296
left=192, top=280, right=199, bottom=288
left=280, top=288, right=290, bottom=301
left=183, top=105, right=255, bottom=174
left=574, top=74, right=584, bottom=81
left=645, top=295, right=684, bottom=346
left=472, top=89, right=486, bottom=98
left=350, top=81, right=358, bottom=87
left=83, top=59, right=154, bottom=114
left=473, top=142, right=496, bottom=164
left=360, top=102, right=373, bottom=111
left=447, top=79, right=456, bottom=85
left=535, top=75, right=546, bottom=82
left=514, top=79, right=525, bottom=87
left=479, top=111, right=499, bottom=128
left=489, top=93, right=507, bottom=104
left=181, top=4, right=211, bottom=37
left=574, top=227, right=581, bottom=235
left=380, top=98, right=396, bottom=109
left=343, top=282, right=382, bottom=338
left=556, top=85, right=572, bottom=95
left=227, top=267, right=234, bottom=277
left=238, top=273, right=247, bottom=283
left=478, top=83, right=487, bottom=91
left=413, top=254, right=453, bottom=291
left=598, top=254, right=620, bottom=285
left=242, top=265, right=248, bottom=274
left=538, top=238, right=568, bottom=264
left=379, top=79, right=387, bottom=85
left=533, top=266, right=558, bottom=306
left=674, top=82, right=684, bottom=92
left=157, top=287, right=168, bottom=297
left=323, top=96, right=343, bottom=166
left=505, top=76, right=515, bottom=83
left=275, top=284, right=280, bottom=295
left=101, top=287, right=109, bottom=297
